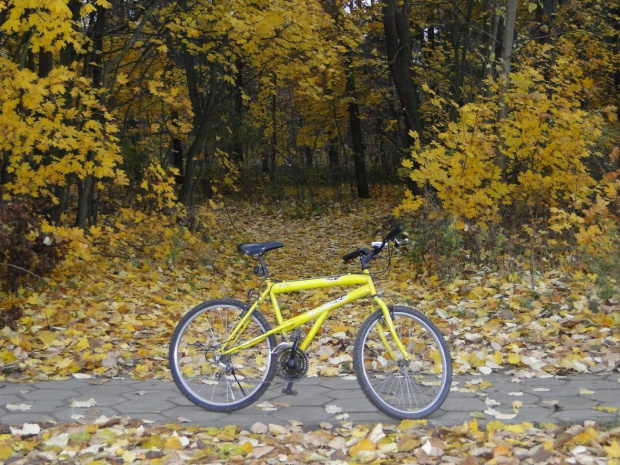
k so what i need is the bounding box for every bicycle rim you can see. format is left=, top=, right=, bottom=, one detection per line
left=170, top=300, right=275, bottom=411
left=355, top=307, right=451, bottom=419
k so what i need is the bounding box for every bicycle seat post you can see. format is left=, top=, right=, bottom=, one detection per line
left=256, top=255, right=270, bottom=277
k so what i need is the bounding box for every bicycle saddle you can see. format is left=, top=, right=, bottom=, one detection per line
left=237, top=241, right=284, bottom=257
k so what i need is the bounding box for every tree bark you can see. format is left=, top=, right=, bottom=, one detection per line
left=451, top=0, right=474, bottom=114
left=497, top=0, right=518, bottom=177
left=482, top=0, right=501, bottom=91
left=345, top=60, right=370, bottom=199
left=382, top=0, right=425, bottom=146
left=179, top=63, right=218, bottom=207
left=231, top=59, right=245, bottom=166
left=535, top=0, right=559, bottom=44
left=77, top=5, right=106, bottom=228
left=499, top=0, right=518, bottom=120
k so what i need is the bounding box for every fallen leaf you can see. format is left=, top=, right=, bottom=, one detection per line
left=6, top=403, right=33, bottom=411
left=10, top=423, right=41, bottom=436
left=71, top=398, right=97, bottom=408
left=251, top=446, right=274, bottom=459
left=251, top=422, right=268, bottom=434
left=484, top=408, right=517, bottom=420
left=604, top=440, right=620, bottom=458
left=594, top=405, right=618, bottom=413
left=325, top=404, right=343, bottom=414
left=349, top=439, right=376, bottom=457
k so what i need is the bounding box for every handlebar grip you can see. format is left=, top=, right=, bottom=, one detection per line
left=343, top=249, right=363, bottom=263
left=384, top=224, right=404, bottom=243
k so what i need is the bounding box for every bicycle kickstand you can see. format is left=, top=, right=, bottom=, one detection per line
left=282, top=330, right=301, bottom=396
left=282, top=381, right=297, bottom=396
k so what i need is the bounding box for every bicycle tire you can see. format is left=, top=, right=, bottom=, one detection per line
left=354, top=306, right=452, bottom=419
left=169, top=299, right=277, bottom=412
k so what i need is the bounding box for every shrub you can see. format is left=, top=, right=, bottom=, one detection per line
left=0, top=198, right=64, bottom=292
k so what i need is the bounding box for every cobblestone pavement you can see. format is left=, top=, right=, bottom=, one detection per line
left=1, top=373, right=619, bottom=430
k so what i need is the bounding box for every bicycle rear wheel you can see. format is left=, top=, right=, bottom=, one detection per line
left=354, top=306, right=451, bottom=419
left=169, top=299, right=276, bottom=412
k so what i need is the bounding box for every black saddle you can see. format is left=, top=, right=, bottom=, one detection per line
left=237, top=241, right=284, bottom=257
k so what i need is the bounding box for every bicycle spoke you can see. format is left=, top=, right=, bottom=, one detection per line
left=170, top=300, right=276, bottom=411
left=355, top=307, right=451, bottom=419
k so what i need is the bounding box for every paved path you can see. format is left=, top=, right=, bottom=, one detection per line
left=1, top=373, right=618, bottom=430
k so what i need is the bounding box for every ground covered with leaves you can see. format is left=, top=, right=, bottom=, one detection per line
left=1, top=194, right=619, bottom=463
left=1, top=194, right=618, bottom=382
left=2, top=416, right=620, bottom=464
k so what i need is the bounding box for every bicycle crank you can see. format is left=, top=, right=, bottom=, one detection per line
left=277, top=347, right=308, bottom=380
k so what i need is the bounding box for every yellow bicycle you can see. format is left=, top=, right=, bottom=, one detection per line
left=169, top=225, right=452, bottom=419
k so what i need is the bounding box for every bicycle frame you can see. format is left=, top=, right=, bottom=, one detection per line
left=219, top=269, right=410, bottom=361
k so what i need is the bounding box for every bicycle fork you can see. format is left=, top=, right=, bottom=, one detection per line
left=373, top=297, right=411, bottom=363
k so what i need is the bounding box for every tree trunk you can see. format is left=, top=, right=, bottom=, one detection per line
left=345, top=61, right=370, bottom=199
left=482, top=0, right=501, bottom=90
left=497, top=0, right=518, bottom=177
left=231, top=59, right=244, bottom=166
left=305, top=146, right=313, bottom=168
left=171, top=111, right=184, bottom=185
left=450, top=0, right=474, bottom=117
left=328, top=141, right=339, bottom=167
left=499, top=0, right=518, bottom=120
left=535, top=0, right=559, bottom=44
left=178, top=60, right=218, bottom=207
left=382, top=0, right=425, bottom=146
left=77, top=5, right=106, bottom=228
left=38, top=49, right=53, bottom=78
left=269, top=77, right=277, bottom=183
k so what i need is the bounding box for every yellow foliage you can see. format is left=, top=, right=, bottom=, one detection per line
left=399, top=58, right=605, bottom=229
left=0, top=57, right=123, bottom=205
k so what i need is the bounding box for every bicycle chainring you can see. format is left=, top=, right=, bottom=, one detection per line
left=277, top=348, right=309, bottom=380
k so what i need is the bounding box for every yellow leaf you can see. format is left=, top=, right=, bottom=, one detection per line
left=594, top=406, right=618, bottom=413
left=469, top=418, right=479, bottom=433
left=605, top=441, right=620, bottom=458
left=0, top=350, right=17, bottom=363
left=80, top=3, right=96, bottom=16
left=238, top=441, right=253, bottom=454
left=38, top=331, right=58, bottom=347
left=164, top=435, right=182, bottom=449
left=571, top=427, right=599, bottom=445
left=0, top=444, right=13, bottom=460
left=349, top=439, right=376, bottom=457
left=27, top=293, right=40, bottom=305
left=397, top=419, right=427, bottom=432
left=508, top=353, right=521, bottom=364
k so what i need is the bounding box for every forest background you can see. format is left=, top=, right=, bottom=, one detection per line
left=1, top=0, right=620, bottom=462
left=1, top=0, right=619, bottom=379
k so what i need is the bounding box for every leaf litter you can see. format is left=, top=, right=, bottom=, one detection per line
left=0, top=417, right=618, bottom=464
left=0, top=195, right=618, bottom=460
left=1, top=196, right=616, bottom=383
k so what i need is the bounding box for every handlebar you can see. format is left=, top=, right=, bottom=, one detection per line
left=342, top=224, right=405, bottom=268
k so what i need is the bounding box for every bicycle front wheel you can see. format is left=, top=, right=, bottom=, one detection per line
left=169, top=299, right=277, bottom=412
left=354, top=306, right=452, bottom=419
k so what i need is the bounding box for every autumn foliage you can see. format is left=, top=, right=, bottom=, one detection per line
left=0, top=0, right=618, bottom=383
